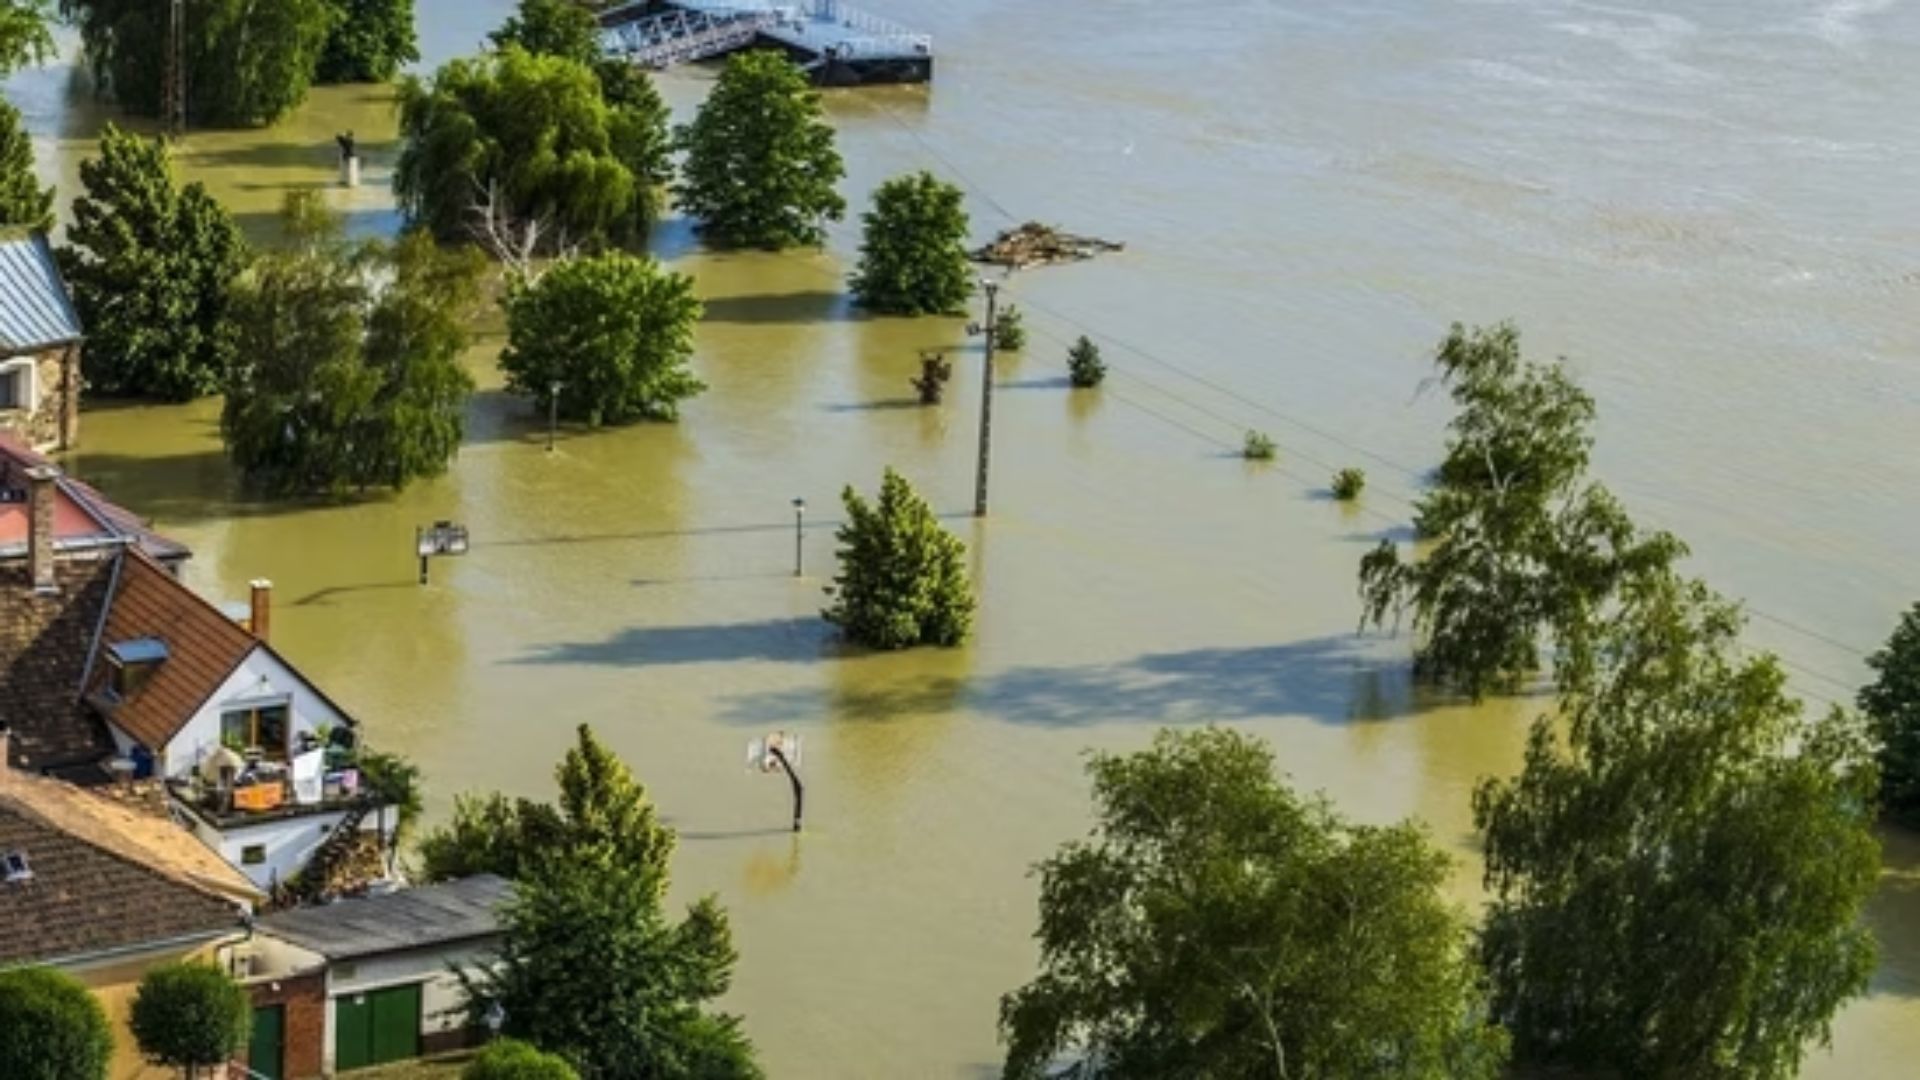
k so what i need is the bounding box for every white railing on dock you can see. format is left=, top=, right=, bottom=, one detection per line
left=600, top=0, right=932, bottom=70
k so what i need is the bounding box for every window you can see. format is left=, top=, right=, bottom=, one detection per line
left=105, top=639, right=168, bottom=700
left=241, top=845, right=266, bottom=866
left=221, top=703, right=291, bottom=760
left=3, top=851, right=30, bottom=882
left=0, top=360, right=31, bottom=411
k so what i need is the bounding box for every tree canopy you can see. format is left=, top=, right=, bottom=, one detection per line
left=0, top=1, right=53, bottom=78
left=0, top=967, right=113, bottom=1080
left=1001, top=727, right=1507, bottom=1079
left=0, top=97, right=52, bottom=231
left=317, top=0, right=420, bottom=83
left=1862, top=600, right=1920, bottom=827
left=498, top=251, right=705, bottom=426
left=58, top=124, right=248, bottom=400
left=432, top=725, right=762, bottom=1078
left=128, top=961, right=251, bottom=1074
left=1359, top=322, right=1685, bottom=698
left=490, top=0, right=600, bottom=65
left=222, top=193, right=484, bottom=494
left=396, top=47, right=671, bottom=253
left=850, top=170, right=972, bottom=315
left=824, top=468, right=973, bottom=650
left=1475, top=572, right=1881, bottom=1077
left=676, top=49, right=846, bottom=249
left=464, top=1039, right=582, bottom=1080
left=64, top=0, right=334, bottom=126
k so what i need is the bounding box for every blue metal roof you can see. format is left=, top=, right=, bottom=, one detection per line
left=0, top=232, right=82, bottom=354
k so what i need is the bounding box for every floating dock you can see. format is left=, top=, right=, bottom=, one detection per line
left=600, top=0, right=933, bottom=85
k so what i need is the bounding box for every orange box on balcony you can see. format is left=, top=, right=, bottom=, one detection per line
left=232, top=782, right=285, bottom=812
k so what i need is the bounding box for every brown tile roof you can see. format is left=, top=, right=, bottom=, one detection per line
left=0, top=556, right=118, bottom=771
left=90, top=549, right=258, bottom=752
left=0, top=766, right=262, bottom=905
left=0, top=796, right=241, bottom=966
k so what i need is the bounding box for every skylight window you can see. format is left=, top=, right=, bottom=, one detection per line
left=3, top=851, right=31, bottom=883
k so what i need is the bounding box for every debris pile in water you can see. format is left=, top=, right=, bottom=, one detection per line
left=969, top=222, right=1124, bottom=269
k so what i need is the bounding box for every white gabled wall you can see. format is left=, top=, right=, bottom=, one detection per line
left=152, top=644, right=352, bottom=780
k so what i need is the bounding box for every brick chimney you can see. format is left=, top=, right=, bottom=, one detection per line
left=26, top=465, right=56, bottom=594
left=0, top=724, right=11, bottom=774
left=249, top=579, right=272, bottom=642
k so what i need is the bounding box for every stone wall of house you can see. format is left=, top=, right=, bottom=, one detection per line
left=0, top=344, right=78, bottom=452
left=245, top=969, right=328, bottom=1079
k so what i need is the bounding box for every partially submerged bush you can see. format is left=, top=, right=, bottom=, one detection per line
left=1331, top=468, right=1366, bottom=501
left=1243, top=430, right=1276, bottom=461
left=1066, top=335, right=1106, bottom=388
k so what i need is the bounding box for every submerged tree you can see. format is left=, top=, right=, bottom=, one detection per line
left=58, top=124, right=248, bottom=400
left=498, top=251, right=704, bottom=426
left=0, top=98, right=52, bottom=230
left=850, top=170, right=971, bottom=315
left=490, top=0, right=599, bottom=64
left=676, top=49, right=846, bottom=249
left=1359, top=322, right=1685, bottom=698
left=396, top=47, right=670, bottom=254
left=1001, top=727, right=1508, bottom=1079
left=128, top=962, right=250, bottom=1078
left=317, top=0, right=419, bottom=83
left=823, top=468, right=972, bottom=650
left=222, top=193, right=484, bottom=494
left=1861, top=600, right=1920, bottom=827
left=1476, top=573, right=1880, bottom=1077
left=1066, top=335, right=1105, bottom=388
left=63, top=0, right=333, bottom=126
left=430, top=725, right=762, bottom=1077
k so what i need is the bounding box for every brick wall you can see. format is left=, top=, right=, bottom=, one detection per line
left=245, top=970, right=327, bottom=1080
left=0, top=345, right=79, bottom=452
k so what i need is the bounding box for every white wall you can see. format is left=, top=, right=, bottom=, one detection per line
left=200, top=809, right=348, bottom=890
left=321, top=940, right=501, bottom=1074
left=153, top=645, right=351, bottom=780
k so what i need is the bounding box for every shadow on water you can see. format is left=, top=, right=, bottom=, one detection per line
left=292, top=580, right=418, bottom=607
left=700, top=289, right=855, bottom=325
left=59, top=449, right=364, bottom=525
left=717, top=635, right=1449, bottom=728
left=1000, top=376, right=1072, bottom=391
left=820, top=397, right=924, bottom=413
left=512, top=616, right=843, bottom=667
left=182, top=137, right=399, bottom=172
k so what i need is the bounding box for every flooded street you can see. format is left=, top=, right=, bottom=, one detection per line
left=11, top=0, right=1920, bottom=1074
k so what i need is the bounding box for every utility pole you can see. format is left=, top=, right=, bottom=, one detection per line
left=973, top=279, right=1000, bottom=517
left=162, top=0, right=187, bottom=137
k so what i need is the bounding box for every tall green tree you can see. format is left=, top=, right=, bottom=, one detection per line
left=58, top=124, right=248, bottom=400
left=430, top=725, right=762, bottom=1078
left=850, top=170, right=971, bottom=315
left=824, top=468, right=973, bottom=650
left=1475, top=573, right=1880, bottom=1077
left=0, top=98, right=52, bottom=230
left=397, top=47, right=670, bottom=253
left=417, top=724, right=677, bottom=884
left=222, top=193, right=483, bottom=494
left=1001, top=728, right=1507, bottom=1079
left=1861, top=600, right=1920, bottom=827
left=128, top=961, right=250, bottom=1079
left=0, top=967, right=113, bottom=1080
left=63, top=0, right=333, bottom=126
left=490, top=0, right=599, bottom=64
left=317, top=0, right=419, bottom=83
left=498, top=251, right=704, bottom=426
left=676, top=49, right=846, bottom=249
left=1358, top=322, right=1685, bottom=698
left=0, top=1, right=53, bottom=77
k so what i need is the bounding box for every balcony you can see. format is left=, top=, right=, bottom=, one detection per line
left=168, top=740, right=382, bottom=830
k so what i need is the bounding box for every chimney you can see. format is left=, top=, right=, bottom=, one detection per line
left=26, top=465, right=56, bottom=594
left=249, top=579, right=272, bottom=642
left=0, top=724, right=11, bottom=774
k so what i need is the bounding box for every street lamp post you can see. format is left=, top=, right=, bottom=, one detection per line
left=791, top=497, right=806, bottom=577
left=973, top=279, right=1001, bottom=517
left=546, top=380, right=562, bottom=452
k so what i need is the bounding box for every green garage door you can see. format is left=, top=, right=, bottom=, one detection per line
left=248, top=1004, right=283, bottom=1080
left=335, top=983, right=422, bottom=1071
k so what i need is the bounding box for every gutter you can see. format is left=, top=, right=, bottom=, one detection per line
left=6, top=924, right=241, bottom=972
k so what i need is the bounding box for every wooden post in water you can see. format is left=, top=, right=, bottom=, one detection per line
left=974, top=280, right=1000, bottom=517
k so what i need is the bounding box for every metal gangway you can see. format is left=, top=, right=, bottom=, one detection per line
left=600, top=0, right=932, bottom=72
left=601, top=4, right=784, bottom=70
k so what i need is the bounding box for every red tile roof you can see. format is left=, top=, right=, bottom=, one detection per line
left=88, top=549, right=260, bottom=752
left=0, top=434, right=190, bottom=564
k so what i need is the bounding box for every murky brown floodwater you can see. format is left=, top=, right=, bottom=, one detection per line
left=10, top=1, right=1920, bottom=1075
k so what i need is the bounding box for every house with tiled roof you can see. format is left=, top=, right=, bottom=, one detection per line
left=0, top=231, right=83, bottom=452
left=0, top=433, right=190, bottom=569
left=0, top=732, right=249, bottom=1079
left=1, top=456, right=394, bottom=895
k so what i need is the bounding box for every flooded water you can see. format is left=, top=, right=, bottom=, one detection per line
left=10, top=0, right=1920, bottom=1075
